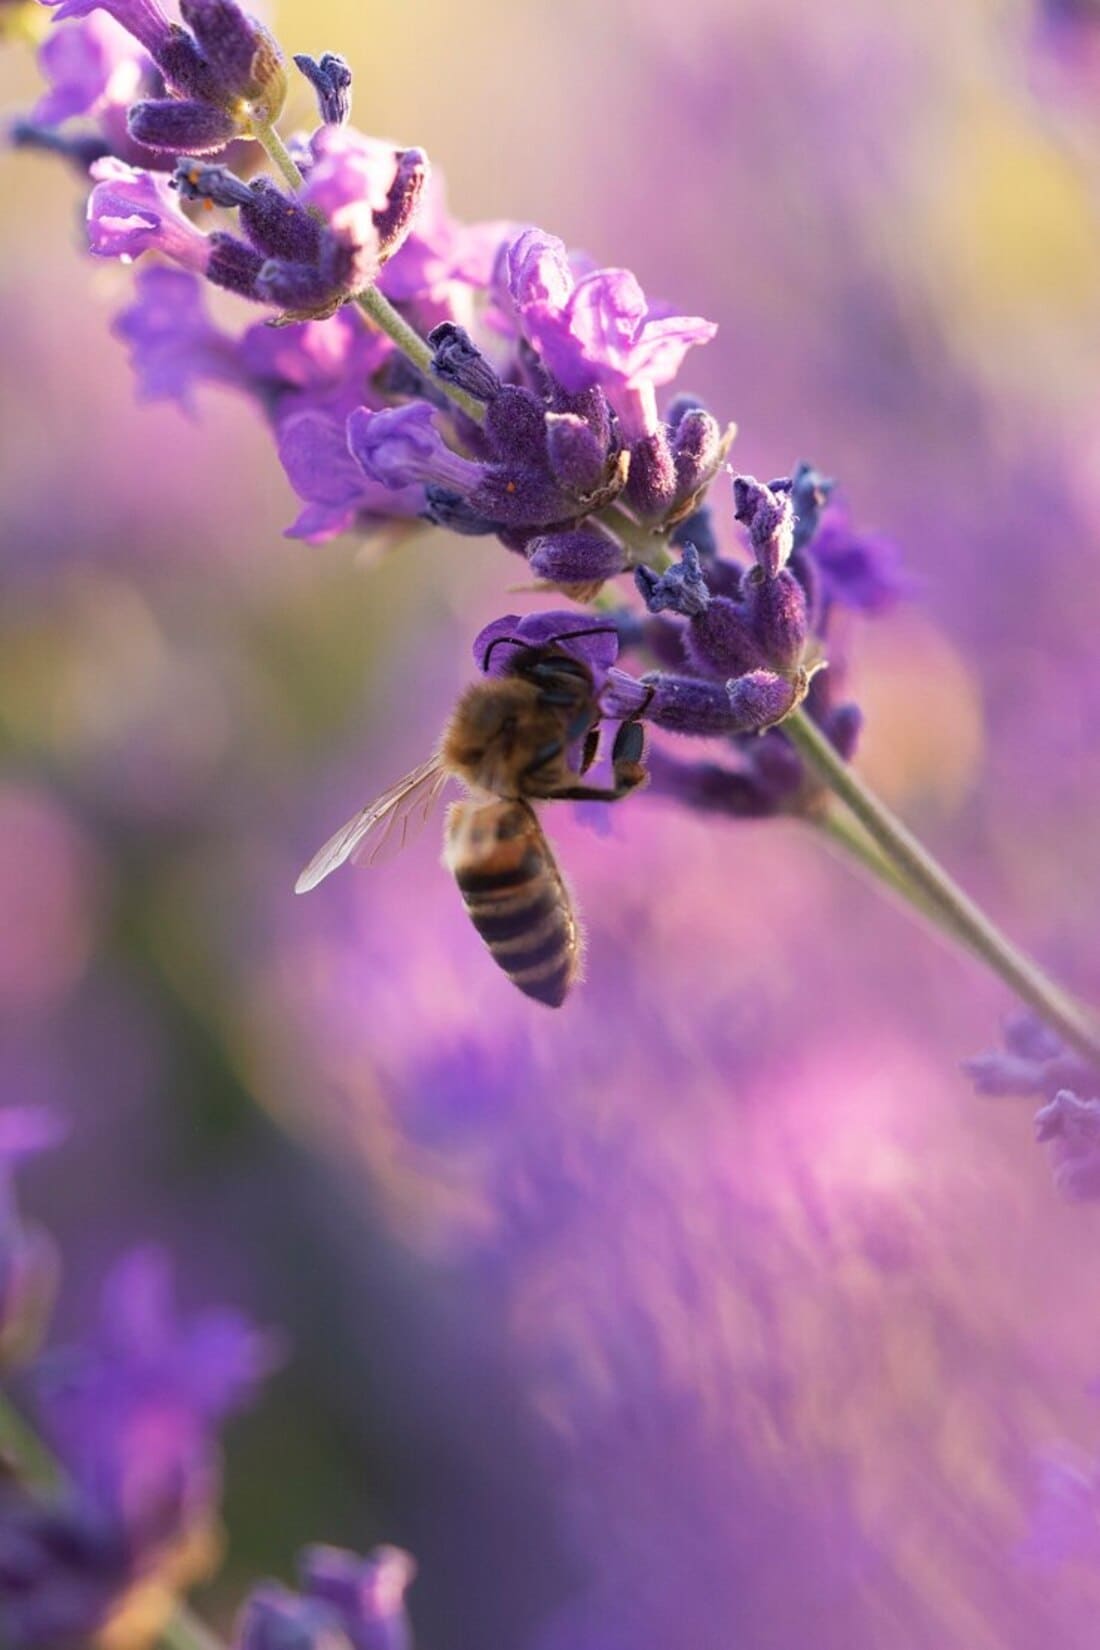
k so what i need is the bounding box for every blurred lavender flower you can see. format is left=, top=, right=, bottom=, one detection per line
left=966, top=1015, right=1100, bottom=1201
left=235, top=1544, right=415, bottom=1650
left=0, top=1241, right=277, bottom=1647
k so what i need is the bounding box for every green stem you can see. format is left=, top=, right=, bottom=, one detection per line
left=351, top=285, right=486, bottom=423
left=252, top=119, right=304, bottom=190
left=813, top=808, right=986, bottom=957
left=784, top=705, right=1100, bottom=1062
left=0, top=1386, right=229, bottom=1650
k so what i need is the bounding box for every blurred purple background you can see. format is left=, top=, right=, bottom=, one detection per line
left=5, top=0, right=1100, bottom=1643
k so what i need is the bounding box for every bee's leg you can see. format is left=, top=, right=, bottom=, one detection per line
left=518, top=739, right=565, bottom=787
left=580, top=726, right=601, bottom=774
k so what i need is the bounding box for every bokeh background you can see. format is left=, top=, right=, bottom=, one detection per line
left=5, top=0, right=1100, bottom=1644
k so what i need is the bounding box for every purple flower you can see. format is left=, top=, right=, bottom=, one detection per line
left=31, top=11, right=146, bottom=127
left=277, top=410, right=424, bottom=543
left=112, top=266, right=240, bottom=409
left=347, top=403, right=477, bottom=493
left=0, top=1243, right=276, bottom=1645
left=963, top=1013, right=1097, bottom=1100
left=41, top=0, right=173, bottom=59
left=1034, top=1090, right=1100, bottom=1201
left=473, top=610, right=620, bottom=688
left=516, top=250, right=717, bottom=441
left=38, top=1246, right=277, bottom=1528
left=235, top=1544, right=416, bottom=1650
left=86, top=156, right=208, bottom=267
left=807, top=503, right=911, bottom=614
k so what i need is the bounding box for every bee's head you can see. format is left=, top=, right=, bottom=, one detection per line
left=441, top=678, right=540, bottom=794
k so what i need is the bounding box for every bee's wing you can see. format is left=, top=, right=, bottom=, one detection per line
left=295, top=756, right=450, bottom=893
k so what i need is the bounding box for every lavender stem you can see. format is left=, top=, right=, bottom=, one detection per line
left=785, top=705, right=1100, bottom=1062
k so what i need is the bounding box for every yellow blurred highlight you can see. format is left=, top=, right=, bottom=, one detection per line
left=855, top=613, right=985, bottom=814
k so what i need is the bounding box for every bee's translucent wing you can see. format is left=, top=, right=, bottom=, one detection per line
left=295, top=756, right=450, bottom=893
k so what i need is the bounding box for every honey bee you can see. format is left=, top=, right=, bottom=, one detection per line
left=295, top=623, right=648, bottom=1006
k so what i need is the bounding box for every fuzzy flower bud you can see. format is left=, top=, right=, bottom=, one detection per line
left=544, top=410, right=607, bottom=496
left=732, top=473, right=795, bottom=578
left=293, top=50, right=352, bottom=125
left=373, top=147, right=429, bottom=263
left=742, top=566, right=809, bottom=673
left=603, top=666, right=800, bottom=736
left=427, top=322, right=501, bottom=402
left=127, top=93, right=238, bottom=152
left=789, top=459, right=834, bottom=551
left=527, top=526, right=627, bottom=585
left=624, top=427, right=676, bottom=520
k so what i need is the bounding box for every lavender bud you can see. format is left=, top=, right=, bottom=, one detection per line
left=665, top=392, right=706, bottom=430
left=822, top=701, right=862, bottom=762
left=374, top=147, right=428, bottom=262
left=683, top=598, right=767, bottom=680
left=172, top=158, right=253, bottom=207
left=255, top=257, right=338, bottom=312
left=671, top=407, right=722, bottom=498
left=205, top=231, right=264, bottom=298
left=428, top=323, right=501, bottom=402
left=624, top=427, right=676, bottom=521
left=178, top=0, right=286, bottom=118
left=545, top=411, right=606, bottom=496
left=293, top=51, right=352, bottom=125
left=528, top=527, right=627, bottom=584
left=743, top=567, right=808, bottom=672
left=484, top=385, right=548, bottom=468
left=469, top=467, right=572, bottom=529
left=789, top=459, right=834, bottom=550
left=732, top=473, right=795, bottom=578
left=239, top=178, right=323, bottom=263
left=635, top=544, right=710, bottom=618
left=128, top=97, right=238, bottom=154
left=605, top=667, right=798, bottom=736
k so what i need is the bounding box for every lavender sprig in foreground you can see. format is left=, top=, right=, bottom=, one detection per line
left=0, top=1113, right=416, bottom=1650
left=8, top=2, right=1100, bottom=1080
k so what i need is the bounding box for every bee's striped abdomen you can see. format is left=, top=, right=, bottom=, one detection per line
left=445, top=800, right=580, bottom=1007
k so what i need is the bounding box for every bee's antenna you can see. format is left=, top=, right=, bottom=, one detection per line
left=480, top=623, right=619, bottom=673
